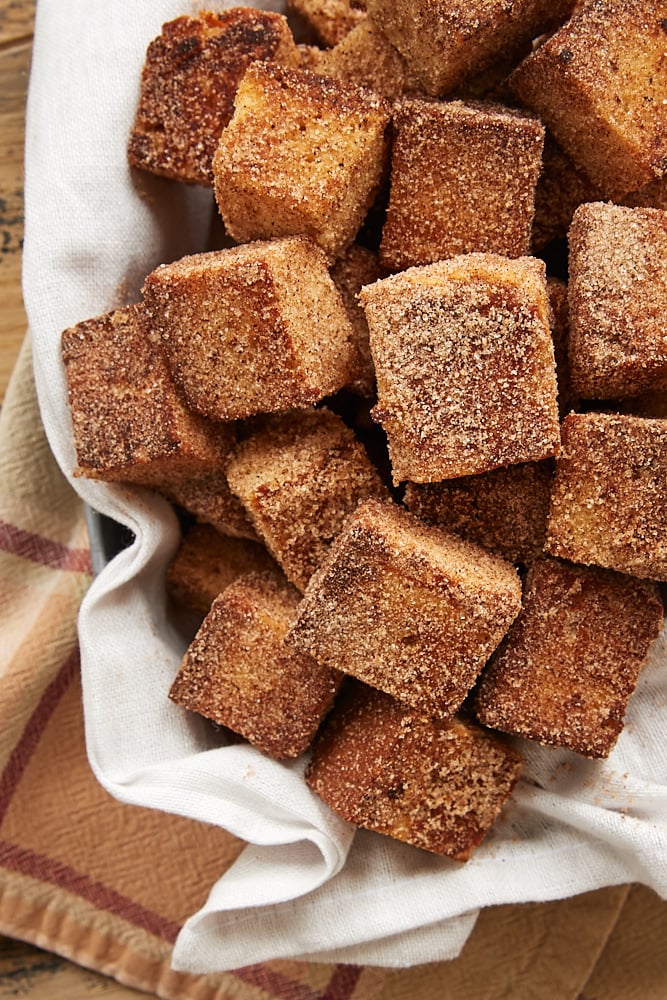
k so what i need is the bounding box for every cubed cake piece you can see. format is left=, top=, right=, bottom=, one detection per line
left=166, top=524, right=281, bottom=616
left=165, top=471, right=258, bottom=540
left=226, top=408, right=387, bottom=591
left=404, top=460, right=555, bottom=565
left=531, top=132, right=604, bottom=250
left=359, top=254, right=560, bottom=484
left=61, top=303, right=234, bottom=489
left=509, top=0, right=667, bottom=199
left=545, top=412, right=667, bottom=580
left=212, top=62, right=390, bottom=259
left=330, top=243, right=385, bottom=397
left=127, top=10, right=299, bottom=185
left=287, top=498, right=522, bottom=716
left=380, top=99, right=544, bottom=269
left=307, top=680, right=523, bottom=860
left=169, top=572, right=341, bottom=758
left=286, top=0, right=367, bottom=47
left=547, top=277, right=578, bottom=419
left=624, top=174, right=667, bottom=212
left=365, top=0, right=576, bottom=97
left=568, top=203, right=667, bottom=399
left=316, top=20, right=420, bottom=101
left=142, top=238, right=357, bottom=422
left=473, top=558, right=664, bottom=758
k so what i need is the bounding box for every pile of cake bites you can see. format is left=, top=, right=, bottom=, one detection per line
left=61, top=1, right=667, bottom=861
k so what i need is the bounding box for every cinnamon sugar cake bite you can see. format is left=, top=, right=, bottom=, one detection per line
left=546, top=412, right=667, bottom=581
left=315, top=19, right=421, bottom=101
left=359, top=253, right=560, bottom=484
left=285, top=0, right=367, bottom=47
left=212, top=62, right=390, bottom=259
left=364, top=0, right=576, bottom=97
left=404, top=460, right=555, bottom=566
left=60, top=304, right=243, bottom=525
left=306, top=680, right=523, bottom=860
left=286, top=498, right=522, bottom=717
left=380, top=99, right=545, bottom=269
left=142, top=237, right=357, bottom=422
left=226, top=408, right=387, bottom=592
left=166, top=524, right=281, bottom=618
left=169, top=572, right=341, bottom=759
left=330, top=243, right=385, bottom=397
left=509, top=0, right=667, bottom=200
left=568, top=203, right=667, bottom=400
left=473, top=558, right=664, bottom=758
left=128, top=9, right=299, bottom=186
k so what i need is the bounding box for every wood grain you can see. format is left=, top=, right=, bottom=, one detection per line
left=0, top=0, right=33, bottom=402
left=0, top=0, right=35, bottom=44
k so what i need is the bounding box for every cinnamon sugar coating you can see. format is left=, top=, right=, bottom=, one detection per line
left=568, top=203, right=667, bottom=400
left=359, top=254, right=560, bottom=484
left=545, top=412, right=667, bottom=581
left=164, top=471, right=258, bottom=541
left=546, top=277, right=578, bottom=420
left=316, top=20, right=421, bottom=101
left=473, top=558, right=664, bottom=758
left=61, top=303, right=234, bottom=489
left=365, top=0, right=576, bottom=97
left=286, top=0, right=367, bottom=47
left=330, top=243, right=385, bottom=397
left=531, top=132, right=604, bottom=250
left=128, top=10, right=299, bottom=186
left=142, top=238, right=357, bottom=422
left=380, top=99, right=544, bottom=270
left=169, top=572, right=341, bottom=759
left=226, top=408, right=387, bottom=591
left=287, top=498, right=522, bottom=716
left=509, top=0, right=667, bottom=200
left=404, top=459, right=555, bottom=565
left=166, top=524, right=281, bottom=617
left=624, top=174, right=667, bottom=211
left=212, top=62, right=390, bottom=259
left=307, top=680, right=523, bottom=860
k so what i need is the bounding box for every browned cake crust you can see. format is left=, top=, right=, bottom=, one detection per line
left=287, top=498, right=522, bottom=716
left=212, top=61, right=391, bottom=259
left=226, top=407, right=387, bottom=591
left=473, top=558, right=664, bottom=758
left=166, top=524, right=281, bottom=617
left=359, top=253, right=560, bottom=484
left=380, top=98, right=544, bottom=269
left=306, top=680, right=523, bottom=860
left=545, top=412, right=667, bottom=580
left=142, top=238, right=357, bottom=422
left=509, top=0, right=667, bottom=200
left=169, top=572, right=341, bottom=759
left=286, top=0, right=367, bottom=47
left=403, top=459, right=555, bottom=565
left=128, top=10, right=299, bottom=186
left=60, top=303, right=234, bottom=488
left=568, top=203, right=667, bottom=400
left=330, top=243, right=386, bottom=397
left=365, top=0, right=576, bottom=97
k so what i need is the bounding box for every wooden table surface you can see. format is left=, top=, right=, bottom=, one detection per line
left=0, top=1, right=148, bottom=996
